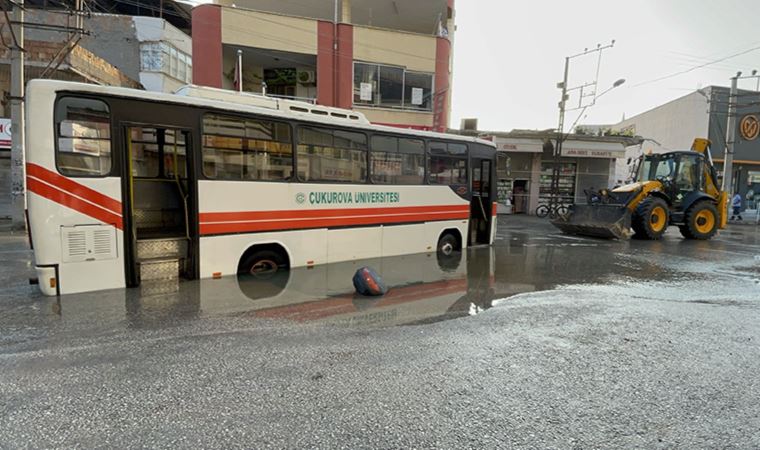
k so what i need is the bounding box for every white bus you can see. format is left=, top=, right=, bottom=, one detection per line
left=25, top=80, right=497, bottom=296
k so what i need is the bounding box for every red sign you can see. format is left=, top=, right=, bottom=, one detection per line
left=0, top=118, right=10, bottom=148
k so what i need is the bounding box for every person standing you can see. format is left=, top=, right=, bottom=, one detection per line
left=730, top=192, right=743, bottom=221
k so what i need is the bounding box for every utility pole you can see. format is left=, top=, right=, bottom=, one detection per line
left=550, top=41, right=615, bottom=215
left=10, top=0, right=25, bottom=230
left=550, top=57, right=570, bottom=214
left=721, top=74, right=739, bottom=213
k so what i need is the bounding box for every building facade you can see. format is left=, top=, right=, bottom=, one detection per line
left=0, top=12, right=143, bottom=222
left=478, top=131, right=630, bottom=215
left=613, top=86, right=760, bottom=209
left=191, top=0, right=455, bottom=131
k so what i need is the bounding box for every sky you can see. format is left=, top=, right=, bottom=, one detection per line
left=450, top=0, right=760, bottom=132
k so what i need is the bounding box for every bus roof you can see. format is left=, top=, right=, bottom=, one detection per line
left=28, top=79, right=496, bottom=149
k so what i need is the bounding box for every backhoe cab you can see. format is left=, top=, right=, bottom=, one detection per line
left=552, top=138, right=728, bottom=240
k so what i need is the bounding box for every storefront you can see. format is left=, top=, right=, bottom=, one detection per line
left=492, top=136, right=543, bottom=214
left=487, top=132, right=626, bottom=215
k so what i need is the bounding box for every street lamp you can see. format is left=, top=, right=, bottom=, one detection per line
left=567, top=79, right=626, bottom=134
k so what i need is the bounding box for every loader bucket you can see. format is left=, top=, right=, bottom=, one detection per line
left=551, top=204, right=632, bottom=239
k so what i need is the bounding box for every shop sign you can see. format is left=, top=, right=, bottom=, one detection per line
left=0, top=118, right=10, bottom=149
left=740, top=114, right=759, bottom=141
left=561, top=140, right=625, bottom=159
left=492, top=137, right=543, bottom=153
left=561, top=148, right=625, bottom=158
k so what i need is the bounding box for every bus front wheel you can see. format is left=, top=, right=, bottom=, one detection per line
left=436, top=233, right=459, bottom=256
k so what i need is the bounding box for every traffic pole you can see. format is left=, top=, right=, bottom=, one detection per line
left=722, top=75, right=738, bottom=218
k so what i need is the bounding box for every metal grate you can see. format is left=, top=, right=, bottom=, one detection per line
left=67, top=231, right=87, bottom=258
left=61, top=225, right=117, bottom=263
left=93, top=229, right=113, bottom=255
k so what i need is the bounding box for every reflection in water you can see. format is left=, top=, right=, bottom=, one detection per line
left=32, top=233, right=688, bottom=333
left=226, top=250, right=491, bottom=327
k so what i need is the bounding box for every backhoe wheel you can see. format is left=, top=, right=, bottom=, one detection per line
left=679, top=201, right=719, bottom=240
left=631, top=196, right=669, bottom=240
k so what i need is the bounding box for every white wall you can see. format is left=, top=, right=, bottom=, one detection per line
left=612, top=90, right=710, bottom=184
left=133, top=17, right=192, bottom=55
left=133, top=17, right=192, bottom=93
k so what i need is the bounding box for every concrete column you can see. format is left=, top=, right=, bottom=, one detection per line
left=10, top=0, right=25, bottom=230
left=433, top=37, right=451, bottom=132
left=335, top=24, right=353, bottom=109
left=316, top=20, right=335, bottom=106
left=192, top=5, right=223, bottom=88
left=529, top=154, right=542, bottom=214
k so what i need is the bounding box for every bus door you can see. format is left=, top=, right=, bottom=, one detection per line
left=469, top=157, right=493, bottom=246
left=123, top=125, right=194, bottom=287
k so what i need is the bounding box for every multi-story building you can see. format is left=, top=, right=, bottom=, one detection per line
left=191, top=0, right=455, bottom=131
left=0, top=11, right=144, bottom=223
left=0, top=8, right=194, bottom=223
left=613, top=86, right=760, bottom=209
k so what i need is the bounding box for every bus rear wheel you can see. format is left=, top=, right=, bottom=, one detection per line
left=239, top=250, right=286, bottom=278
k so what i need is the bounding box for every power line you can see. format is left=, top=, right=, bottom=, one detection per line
left=633, top=44, right=760, bottom=88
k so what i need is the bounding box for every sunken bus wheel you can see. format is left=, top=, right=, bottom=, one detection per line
left=238, top=248, right=288, bottom=277
left=436, top=232, right=460, bottom=256
left=631, top=196, right=670, bottom=240
left=679, top=200, right=719, bottom=240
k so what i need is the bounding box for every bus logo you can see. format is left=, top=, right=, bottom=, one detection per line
left=740, top=114, right=759, bottom=141
left=295, top=192, right=306, bottom=204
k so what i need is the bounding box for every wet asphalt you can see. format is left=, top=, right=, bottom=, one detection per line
left=1, top=216, right=759, bottom=449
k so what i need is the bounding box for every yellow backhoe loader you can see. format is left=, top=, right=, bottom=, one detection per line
left=552, top=138, right=728, bottom=240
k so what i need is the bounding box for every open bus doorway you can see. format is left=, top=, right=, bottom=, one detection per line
left=469, top=157, right=494, bottom=246
left=124, top=126, right=194, bottom=287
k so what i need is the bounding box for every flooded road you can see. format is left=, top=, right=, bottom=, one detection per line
left=4, top=218, right=758, bottom=337
left=1, top=216, right=759, bottom=448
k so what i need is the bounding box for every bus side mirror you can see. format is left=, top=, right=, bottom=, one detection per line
left=626, top=158, right=632, bottom=165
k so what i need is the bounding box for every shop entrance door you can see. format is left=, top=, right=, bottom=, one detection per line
left=512, top=180, right=529, bottom=213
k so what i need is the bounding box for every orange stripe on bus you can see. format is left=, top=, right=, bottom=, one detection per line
left=200, top=204, right=468, bottom=223
left=27, top=177, right=123, bottom=229
left=199, top=209, right=469, bottom=235
left=26, top=163, right=122, bottom=215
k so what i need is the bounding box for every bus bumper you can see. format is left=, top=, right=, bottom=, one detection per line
left=35, top=265, right=59, bottom=296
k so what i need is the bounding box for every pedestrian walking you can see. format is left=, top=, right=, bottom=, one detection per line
left=730, top=192, right=743, bottom=221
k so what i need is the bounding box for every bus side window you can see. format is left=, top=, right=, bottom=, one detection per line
left=201, top=113, right=293, bottom=181
left=55, top=97, right=112, bottom=177
left=297, top=126, right=367, bottom=183
left=370, top=135, right=424, bottom=185
left=428, top=141, right=467, bottom=185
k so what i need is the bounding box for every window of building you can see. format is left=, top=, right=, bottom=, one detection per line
left=353, top=62, right=434, bottom=111
left=539, top=161, right=576, bottom=205
left=202, top=114, right=293, bottom=181
left=140, top=42, right=192, bottom=83
left=298, top=127, right=367, bottom=183
left=370, top=135, right=424, bottom=184
left=428, top=141, right=467, bottom=185
left=404, top=71, right=433, bottom=110
left=56, top=97, right=112, bottom=176
left=378, top=66, right=404, bottom=108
